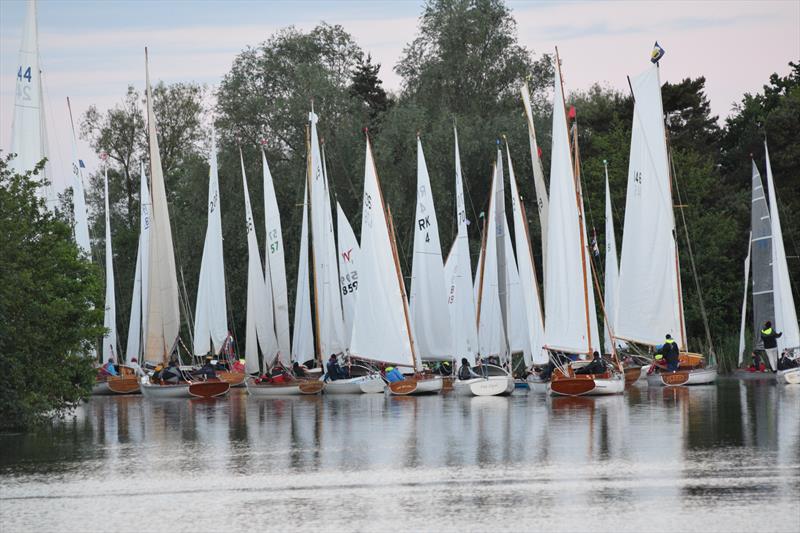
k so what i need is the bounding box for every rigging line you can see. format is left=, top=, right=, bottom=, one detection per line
left=668, top=145, right=716, bottom=361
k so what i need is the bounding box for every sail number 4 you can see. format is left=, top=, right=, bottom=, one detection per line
left=16, top=65, right=33, bottom=101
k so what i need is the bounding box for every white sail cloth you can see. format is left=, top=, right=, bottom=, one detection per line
left=126, top=163, right=151, bottom=362
left=520, top=81, right=549, bottom=283
left=616, top=64, right=684, bottom=349
left=409, top=137, right=453, bottom=361
left=336, top=202, right=360, bottom=348
left=101, top=166, right=117, bottom=363
left=603, top=163, right=625, bottom=354
left=292, top=183, right=315, bottom=364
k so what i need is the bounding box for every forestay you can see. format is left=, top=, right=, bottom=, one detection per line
left=520, top=81, right=549, bottom=283
left=241, top=152, right=277, bottom=374
left=764, top=143, right=800, bottom=352
left=292, top=183, right=315, bottom=364
left=262, top=149, right=291, bottom=364
left=507, top=144, right=546, bottom=366
left=143, top=50, right=181, bottom=364
left=542, top=61, right=600, bottom=356
left=126, top=163, right=151, bottom=362
left=10, top=0, right=54, bottom=208
left=336, top=202, right=360, bottom=347
left=409, top=137, right=453, bottom=361
left=349, top=138, right=416, bottom=369
left=615, top=64, right=684, bottom=349
left=445, top=128, right=479, bottom=366
left=193, top=130, right=228, bottom=356
left=102, top=165, right=117, bottom=363
left=750, top=161, right=773, bottom=350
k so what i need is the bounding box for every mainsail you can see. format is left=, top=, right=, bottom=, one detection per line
left=542, top=56, right=600, bottom=356
left=336, top=202, right=360, bottom=347
left=446, top=128, right=479, bottom=366
left=10, top=0, right=54, bottom=208
left=262, top=149, right=291, bottom=364
left=143, top=50, right=181, bottom=364
left=520, top=81, right=549, bottom=281
left=125, top=163, right=151, bottom=362
left=292, top=183, right=314, bottom=364
left=507, top=143, right=546, bottom=366
left=193, top=130, right=228, bottom=356
left=349, top=138, right=416, bottom=369
left=101, top=165, right=117, bottom=363
left=603, top=162, right=624, bottom=354
left=764, top=142, right=800, bottom=352
left=241, top=151, right=277, bottom=373
left=615, top=64, right=685, bottom=349
left=749, top=161, right=773, bottom=350
left=67, top=98, right=91, bottom=257
left=409, top=137, right=453, bottom=361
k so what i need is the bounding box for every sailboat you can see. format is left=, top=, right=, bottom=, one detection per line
left=543, top=52, right=624, bottom=397
left=92, top=160, right=139, bottom=395
left=139, top=50, right=229, bottom=399
left=348, top=135, right=429, bottom=395
left=454, top=146, right=515, bottom=397
left=614, top=56, right=715, bottom=387
left=739, top=145, right=800, bottom=385
left=9, top=0, right=55, bottom=209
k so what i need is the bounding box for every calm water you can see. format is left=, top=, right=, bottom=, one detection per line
left=1, top=378, right=798, bottom=533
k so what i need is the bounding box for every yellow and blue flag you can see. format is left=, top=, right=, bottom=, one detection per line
left=651, top=41, right=665, bottom=63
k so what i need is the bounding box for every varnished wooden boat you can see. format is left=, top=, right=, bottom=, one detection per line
left=624, top=366, right=642, bottom=385
left=92, top=366, right=141, bottom=395
left=387, top=376, right=443, bottom=396
left=646, top=352, right=717, bottom=387
left=140, top=377, right=230, bottom=399
left=245, top=378, right=324, bottom=396
left=547, top=367, right=625, bottom=397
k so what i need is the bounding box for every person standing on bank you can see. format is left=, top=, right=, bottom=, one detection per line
left=761, top=321, right=783, bottom=372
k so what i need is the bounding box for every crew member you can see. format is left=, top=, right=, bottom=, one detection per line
left=761, top=321, right=783, bottom=373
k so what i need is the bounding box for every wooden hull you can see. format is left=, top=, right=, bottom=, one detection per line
left=140, top=379, right=230, bottom=399
left=217, top=371, right=246, bottom=387
left=323, top=374, right=385, bottom=394
left=92, top=377, right=141, bottom=395
left=453, top=376, right=515, bottom=397
left=646, top=367, right=717, bottom=387
left=624, top=366, right=642, bottom=385
left=777, top=368, right=800, bottom=385
left=188, top=380, right=230, bottom=398
left=441, top=376, right=454, bottom=392
left=548, top=373, right=625, bottom=397
left=387, top=376, right=443, bottom=396
left=245, top=379, right=325, bottom=396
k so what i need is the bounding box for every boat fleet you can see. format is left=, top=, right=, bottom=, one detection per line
left=9, top=2, right=800, bottom=400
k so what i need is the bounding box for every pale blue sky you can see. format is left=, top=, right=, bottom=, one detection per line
left=2, top=0, right=798, bottom=193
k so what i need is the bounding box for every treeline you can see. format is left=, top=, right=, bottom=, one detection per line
left=75, top=0, right=800, bottom=362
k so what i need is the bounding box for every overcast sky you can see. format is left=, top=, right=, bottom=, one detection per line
left=1, top=0, right=798, bottom=194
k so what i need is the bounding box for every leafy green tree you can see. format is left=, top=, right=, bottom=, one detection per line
left=350, top=53, right=393, bottom=127
left=0, top=156, right=103, bottom=429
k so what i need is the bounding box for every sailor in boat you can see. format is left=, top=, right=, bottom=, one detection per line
left=575, top=351, right=606, bottom=375
left=128, top=357, right=146, bottom=377
left=746, top=351, right=767, bottom=373
left=292, top=361, right=309, bottom=378
left=192, top=356, right=218, bottom=380
left=155, top=359, right=184, bottom=384
left=761, top=321, right=783, bottom=373
left=233, top=358, right=246, bottom=373
left=325, top=354, right=350, bottom=381
left=438, top=361, right=453, bottom=376
left=654, top=334, right=680, bottom=372
left=457, top=357, right=479, bottom=380
left=384, top=365, right=404, bottom=383
left=99, top=357, right=118, bottom=378
left=778, top=350, right=799, bottom=371
left=256, top=364, right=292, bottom=384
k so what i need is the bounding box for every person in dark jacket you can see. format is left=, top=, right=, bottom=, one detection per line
left=761, top=321, right=783, bottom=372
left=458, top=358, right=478, bottom=380
left=576, top=351, right=607, bottom=375
left=656, top=334, right=680, bottom=372
left=326, top=355, right=348, bottom=381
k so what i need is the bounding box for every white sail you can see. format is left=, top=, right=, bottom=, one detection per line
left=125, top=163, right=151, bottom=362
left=10, top=0, right=53, bottom=207
left=750, top=161, right=773, bottom=349
left=543, top=60, right=600, bottom=355
left=738, top=236, right=751, bottom=366
left=67, top=99, right=91, bottom=257
left=101, top=165, right=117, bottom=363
left=507, top=143, right=546, bottom=366
left=616, top=64, right=685, bottom=349
left=448, top=128, right=479, bottom=365
left=292, top=183, right=315, bottom=364
left=477, top=157, right=529, bottom=360
left=409, top=137, right=453, bottom=361
left=241, top=152, right=277, bottom=373
left=262, top=149, right=291, bottom=364
left=349, top=138, right=416, bottom=369
left=520, top=81, right=549, bottom=282
left=764, top=142, right=800, bottom=352
left=336, top=202, right=360, bottom=347
left=603, top=162, right=625, bottom=354
left=193, top=130, right=228, bottom=356
left=143, top=50, right=181, bottom=364
left=308, top=112, right=346, bottom=357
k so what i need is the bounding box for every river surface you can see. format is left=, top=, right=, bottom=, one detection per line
left=1, top=378, right=798, bottom=532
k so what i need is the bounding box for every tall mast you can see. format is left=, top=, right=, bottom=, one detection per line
left=305, top=123, right=323, bottom=366
left=387, top=205, right=419, bottom=371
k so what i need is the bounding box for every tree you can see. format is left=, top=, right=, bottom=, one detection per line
left=0, top=156, right=104, bottom=429
left=350, top=54, right=393, bottom=127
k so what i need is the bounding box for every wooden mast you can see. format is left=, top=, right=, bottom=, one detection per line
left=474, top=168, right=493, bottom=330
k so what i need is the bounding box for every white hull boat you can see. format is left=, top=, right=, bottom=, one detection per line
left=777, top=368, right=800, bottom=385
left=646, top=367, right=718, bottom=387
left=547, top=373, right=625, bottom=397
left=245, top=379, right=324, bottom=396
left=453, top=375, right=515, bottom=397
left=323, top=374, right=385, bottom=394
left=526, top=374, right=548, bottom=393
left=387, top=376, right=443, bottom=396
left=140, top=377, right=230, bottom=399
